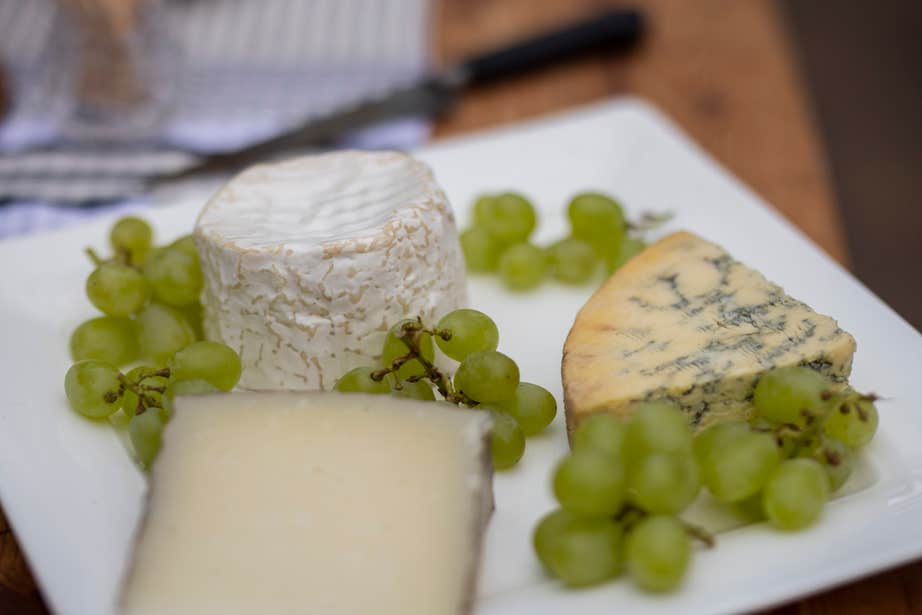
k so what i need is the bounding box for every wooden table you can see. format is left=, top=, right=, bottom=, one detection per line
left=1, top=0, right=917, bottom=613
left=435, top=0, right=848, bottom=265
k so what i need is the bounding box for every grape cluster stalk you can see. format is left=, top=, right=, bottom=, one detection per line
left=369, top=319, right=476, bottom=406
left=333, top=308, right=556, bottom=471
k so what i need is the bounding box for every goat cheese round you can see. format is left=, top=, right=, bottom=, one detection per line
left=194, top=151, right=468, bottom=390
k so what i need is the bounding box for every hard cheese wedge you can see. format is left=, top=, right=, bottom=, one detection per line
left=563, top=231, right=856, bottom=432
left=121, top=392, right=493, bottom=615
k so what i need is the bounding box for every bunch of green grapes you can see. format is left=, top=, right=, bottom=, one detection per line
left=693, top=366, right=879, bottom=530
left=65, top=341, right=241, bottom=469
left=534, top=402, right=701, bottom=591
left=459, top=191, right=653, bottom=292
left=64, top=216, right=242, bottom=469
left=533, top=367, right=882, bottom=596
left=70, top=216, right=206, bottom=367
left=333, top=308, right=556, bottom=471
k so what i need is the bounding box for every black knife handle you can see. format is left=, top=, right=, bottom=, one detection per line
left=456, top=8, right=644, bottom=86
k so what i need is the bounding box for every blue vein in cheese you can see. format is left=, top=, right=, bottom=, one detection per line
left=563, top=231, right=856, bottom=431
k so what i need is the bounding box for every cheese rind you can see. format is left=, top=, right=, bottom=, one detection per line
left=195, top=151, right=467, bottom=390
left=563, top=231, right=856, bottom=432
left=121, top=392, right=493, bottom=615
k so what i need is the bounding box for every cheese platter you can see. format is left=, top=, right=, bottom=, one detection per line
left=1, top=98, right=921, bottom=614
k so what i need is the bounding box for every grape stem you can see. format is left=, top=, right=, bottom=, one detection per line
left=428, top=327, right=452, bottom=341
left=680, top=520, right=715, bottom=548
left=85, top=248, right=105, bottom=266
left=387, top=374, right=404, bottom=391
left=839, top=394, right=877, bottom=422
left=626, top=211, right=674, bottom=233
left=614, top=504, right=645, bottom=527
left=614, top=505, right=715, bottom=548
left=136, top=367, right=171, bottom=382
left=84, top=245, right=139, bottom=268
left=371, top=354, right=415, bottom=380
left=371, top=318, right=476, bottom=407
left=117, top=368, right=172, bottom=415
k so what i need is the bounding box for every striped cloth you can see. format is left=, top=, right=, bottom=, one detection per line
left=0, top=0, right=432, bottom=235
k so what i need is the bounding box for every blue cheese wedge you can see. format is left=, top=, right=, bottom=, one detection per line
left=120, top=392, right=493, bottom=615
left=195, top=151, right=467, bottom=391
left=563, top=231, right=856, bottom=432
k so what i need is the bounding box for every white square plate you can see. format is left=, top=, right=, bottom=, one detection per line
left=1, top=99, right=920, bottom=615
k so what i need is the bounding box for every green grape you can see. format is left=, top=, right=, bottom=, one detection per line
left=608, top=237, right=646, bottom=273
left=85, top=262, right=150, bottom=317
left=567, top=192, right=625, bottom=242
left=753, top=366, right=832, bottom=426
left=169, top=234, right=198, bottom=258
left=169, top=340, right=241, bottom=391
left=64, top=360, right=122, bottom=419
left=624, top=401, right=692, bottom=461
left=472, top=195, right=496, bottom=225
left=625, top=515, right=690, bottom=592
left=169, top=379, right=219, bottom=397
left=144, top=247, right=203, bottom=307
left=334, top=366, right=391, bottom=394
left=733, top=492, right=766, bottom=522
left=553, top=449, right=626, bottom=517
left=179, top=301, right=204, bottom=340
left=776, top=434, right=801, bottom=459
left=493, top=382, right=556, bottom=436
left=546, top=238, right=598, bottom=284
left=572, top=414, right=627, bottom=460
left=489, top=410, right=526, bottom=470
left=628, top=452, right=700, bottom=514
left=391, top=379, right=436, bottom=401
left=130, top=407, right=169, bottom=469
left=533, top=508, right=578, bottom=569
left=459, top=227, right=503, bottom=273
left=700, top=430, right=780, bottom=502
left=163, top=379, right=220, bottom=415
left=381, top=319, right=434, bottom=380
left=763, top=458, right=829, bottom=530
left=749, top=417, right=799, bottom=458
left=589, top=230, right=624, bottom=271
left=435, top=309, right=499, bottom=361
left=473, top=192, right=536, bottom=244
left=498, top=243, right=546, bottom=291
left=824, top=394, right=879, bottom=448
left=137, top=303, right=196, bottom=365
left=454, top=350, right=519, bottom=403
left=108, top=408, right=132, bottom=430
left=692, top=420, right=750, bottom=465
left=120, top=366, right=168, bottom=417
left=543, top=516, right=623, bottom=587
left=110, top=216, right=152, bottom=264
left=801, top=435, right=854, bottom=492
left=69, top=316, right=139, bottom=366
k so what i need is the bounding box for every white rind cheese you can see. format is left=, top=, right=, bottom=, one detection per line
left=121, top=392, right=493, bottom=615
left=195, top=151, right=467, bottom=390
left=563, top=231, right=856, bottom=432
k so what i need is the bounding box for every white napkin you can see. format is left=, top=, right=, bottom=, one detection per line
left=0, top=0, right=433, bottom=236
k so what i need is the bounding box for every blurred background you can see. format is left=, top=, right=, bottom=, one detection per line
left=0, top=0, right=919, bottom=328
left=0, top=1, right=920, bottom=613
